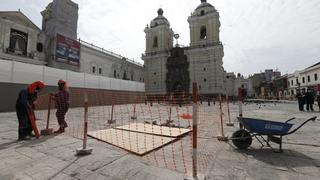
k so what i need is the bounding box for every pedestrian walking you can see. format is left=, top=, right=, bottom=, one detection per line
left=305, top=89, right=314, bottom=111
left=52, top=79, right=69, bottom=133
left=16, top=81, right=45, bottom=140
left=296, top=90, right=304, bottom=111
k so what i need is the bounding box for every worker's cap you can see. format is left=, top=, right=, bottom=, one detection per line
left=28, top=81, right=45, bottom=94
left=58, top=79, right=67, bottom=85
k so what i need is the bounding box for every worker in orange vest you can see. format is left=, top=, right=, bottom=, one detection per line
left=52, top=79, right=70, bottom=133
left=16, top=81, right=45, bottom=140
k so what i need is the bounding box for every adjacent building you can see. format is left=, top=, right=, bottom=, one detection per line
left=287, top=62, right=320, bottom=97
left=0, top=11, right=46, bottom=65
left=272, top=75, right=288, bottom=98
left=225, top=72, right=252, bottom=98
left=0, top=0, right=144, bottom=82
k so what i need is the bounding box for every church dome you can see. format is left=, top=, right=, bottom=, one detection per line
left=150, top=8, right=170, bottom=28
left=194, top=0, right=217, bottom=16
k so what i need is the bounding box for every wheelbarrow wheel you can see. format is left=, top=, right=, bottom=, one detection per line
left=232, top=129, right=252, bottom=149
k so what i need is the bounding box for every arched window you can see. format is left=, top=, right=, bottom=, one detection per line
left=200, top=10, right=205, bottom=16
left=9, top=29, right=28, bottom=55
left=123, top=71, right=128, bottom=80
left=153, top=36, right=158, bottom=48
left=200, top=26, right=207, bottom=39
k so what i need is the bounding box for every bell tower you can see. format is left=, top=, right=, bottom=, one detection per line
left=188, top=0, right=220, bottom=47
left=144, top=8, right=173, bottom=53
left=142, top=8, right=174, bottom=94
left=186, top=0, right=225, bottom=96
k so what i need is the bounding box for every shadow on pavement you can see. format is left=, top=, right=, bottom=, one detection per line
left=238, top=148, right=320, bottom=168
left=14, top=135, right=56, bottom=149
left=0, top=140, right=20, bottom=151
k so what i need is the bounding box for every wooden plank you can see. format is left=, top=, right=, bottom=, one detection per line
left=88, top=129, right=175, bottom=155
left=114, top=123, right=191, bottom=137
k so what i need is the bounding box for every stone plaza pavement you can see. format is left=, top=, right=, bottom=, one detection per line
left=0, top=102, right=319, bottom=180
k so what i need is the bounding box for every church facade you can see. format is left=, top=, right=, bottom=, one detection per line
left=142, top=0, right=225, bottom=96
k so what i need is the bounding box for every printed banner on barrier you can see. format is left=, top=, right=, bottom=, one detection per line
left=55, top=34, right=80, bottom=66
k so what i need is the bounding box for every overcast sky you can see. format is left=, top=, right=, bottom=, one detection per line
left=2, top=0, right=320, bottom=76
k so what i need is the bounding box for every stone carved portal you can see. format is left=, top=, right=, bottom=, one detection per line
left=166, top=47, right=190, bottom=95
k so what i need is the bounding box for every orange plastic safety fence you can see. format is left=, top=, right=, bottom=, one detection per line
left=33, top=89, right=234, bottom=176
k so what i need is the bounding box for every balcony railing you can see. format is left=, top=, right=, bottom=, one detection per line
left=5, top=47, right=34, bottom=59
left=79, top=39, right=143, bottom=67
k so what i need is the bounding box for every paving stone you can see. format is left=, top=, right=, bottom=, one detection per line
left=98, top=155, right=148, bottom=179
left=131, top=165, right=185, bottom=180
left=38, top=156, right=71, bottom=170
left=59, top=162, right=92, bottom=178
left=15, top=146, right=47, bottom=160
left=49, top=173, right=78, bottom=180
left=26, top=165, right=59, bottom=180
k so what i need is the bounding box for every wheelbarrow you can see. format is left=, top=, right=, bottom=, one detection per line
left=231, top=116, right=317, bottom=152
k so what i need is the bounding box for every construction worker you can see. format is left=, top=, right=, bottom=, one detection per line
left=52, top=79, right=69, bottom=133
left=16, top=81, right=45, bottom=140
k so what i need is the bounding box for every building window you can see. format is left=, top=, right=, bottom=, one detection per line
left=123, top=71, right=127, bottom=80
left=204, top=78, right=207, bottom=82
left=98, top=67, right=102, bottom=75
left=131, top=74, right=134, bottom=80
left=114, top=70, right=116, bottom=78
left=296, top=78, right=299, bottom=84
left=153, top=36, right=158, bottom=48
left=307, top=75, right=310, bottom=82
left=302, top=77, right=305, bottom=83
left=287, top=81, right=290, bottom=86
left=291, top=90, right=294, bottom=95
left=315, top=73, right=318, bottom=81
left=203, top=67, right=206, bottom=71
left=154, top=72, right=156, bottom=75
left=291, top=80, right=293, bottom=86
left=199, top=85, right=202, bottom=90
left=154, top=81, right=156, bottom=85
left=200, top=10, right=205, bottom=16
left=92, top=66, right=96, bottom=73
left=9, top=29, right=28, bottom=56
left=36, top=43, right=43, bottom=52
left=200, top=26, right=207, bottom=39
